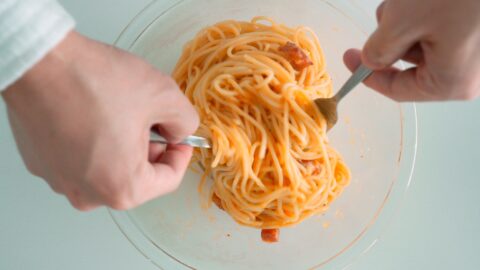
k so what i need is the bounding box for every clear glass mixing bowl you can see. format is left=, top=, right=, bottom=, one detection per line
left=109, top=0, right=417, bottom=269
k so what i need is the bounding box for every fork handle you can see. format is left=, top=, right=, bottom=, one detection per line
left=335, top=64, right=373, bottom=102
left=150, top=131, right=211, bottom=148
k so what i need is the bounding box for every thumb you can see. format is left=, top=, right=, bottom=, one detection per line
left=344, top=49, right=437, bottom=101
left=150, top=76, right=200, bottom=144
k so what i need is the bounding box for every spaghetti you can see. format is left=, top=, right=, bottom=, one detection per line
left=172, top=17, right=350, bottom=242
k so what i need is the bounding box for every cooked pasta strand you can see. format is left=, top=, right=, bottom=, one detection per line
left=173, top=17, right=350, bottom=240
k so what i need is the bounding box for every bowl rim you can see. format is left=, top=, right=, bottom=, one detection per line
left=109, top=0, right=418, bottom=269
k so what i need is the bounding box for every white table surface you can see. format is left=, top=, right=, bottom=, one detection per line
left=1, top=1, right=480, bottom=269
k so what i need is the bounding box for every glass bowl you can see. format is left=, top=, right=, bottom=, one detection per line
left=109, top=0, right=417, bottom=269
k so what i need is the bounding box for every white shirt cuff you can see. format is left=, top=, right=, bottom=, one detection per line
left=0, top=0, right=75, bottom=91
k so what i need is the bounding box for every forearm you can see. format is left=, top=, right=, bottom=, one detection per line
left=0, top=0, right=74, bottom=91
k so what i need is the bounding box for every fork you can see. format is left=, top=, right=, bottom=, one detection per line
left=150, top=131, right=211, bottom=148
left=314, top=64, right=373, bottom=130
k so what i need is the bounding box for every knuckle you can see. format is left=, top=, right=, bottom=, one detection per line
left=86, top=167, right=137, bottom=209
left=72, top=202, right=94, bottom=212
left=100, top=185, right=135, bottom=210
left=106, top=194, right=135, bottom=210
left=49, top=182, right=65, bottom=194
left=458, top=78, right=480, bottom=101
left=67, top=191, right=91, bottom=211
left=363, top=42, right=389, bottom=68
left=47, top=174, right=72, bottom=194
left=24, top=162, right=40, bottom=177
left=100, top=180, right=136, bottom=210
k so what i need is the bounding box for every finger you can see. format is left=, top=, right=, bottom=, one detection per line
left=376, top=67, right=441, bottom=101
left=344, top=48, right=401, bottom=93
left=154, top=101, right=199, bottom=143
left=70, top=202, right=99, bottom=212
left=151, top=77, right=200, bottom=143
left=135, top=144, right=193, bottom=204
left=148, top=142, right=166, bottom=162
left=362, top=2, right=422, bottom=69
left=47, top=181, right=64, bottom=194
left=344, top=48, right=436, bottom=101
left=347, top=43, right=423, bottom=70
left=66, top=188, right=100, bottom=211
left=376, top=1, right=386, bottom=23
left=362, top=27, right=419, bottom=69
left=343, top=48, right=363, bottom=70
left=344, top=48, right=399, bottom=75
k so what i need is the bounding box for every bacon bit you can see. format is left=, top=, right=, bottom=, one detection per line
left=212, top=193, right=224, bottom=210
left=261, top=228, right=280, bottom=243
left=279, top=41, right=313, bottom=71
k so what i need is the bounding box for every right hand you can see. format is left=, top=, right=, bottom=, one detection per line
left=344, top=0, right=480, bottom=101
left=2, top=31, right=199, bottom=210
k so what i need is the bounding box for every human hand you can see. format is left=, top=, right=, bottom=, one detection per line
left=1, top=31, right=199, bottom=210
left=344, top=0, right=480, bottom=101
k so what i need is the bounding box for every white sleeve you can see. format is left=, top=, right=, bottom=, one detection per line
left=0, top=0, right=75, bottom=91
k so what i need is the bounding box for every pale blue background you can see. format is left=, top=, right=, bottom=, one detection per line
left=1, top=0, right=480, bottom=269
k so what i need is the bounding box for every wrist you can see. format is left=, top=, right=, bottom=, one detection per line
left=2, top=31, right=82, bottom=103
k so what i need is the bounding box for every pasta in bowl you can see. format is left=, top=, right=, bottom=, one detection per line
left=173, top=17, right=350, bottom=242
left=110, top=1, right=417, bottom=269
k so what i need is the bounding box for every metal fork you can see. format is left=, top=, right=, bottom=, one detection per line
left=314, top=64, right=372, bottom=130
left=150, top=131, right=211, bottom=148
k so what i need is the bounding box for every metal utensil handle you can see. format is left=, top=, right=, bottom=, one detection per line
left=150, top=132, right=211, bottom=149
left=335, top=64, right=373, bottom=102
left=150, top=131, right=169, bottom=144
